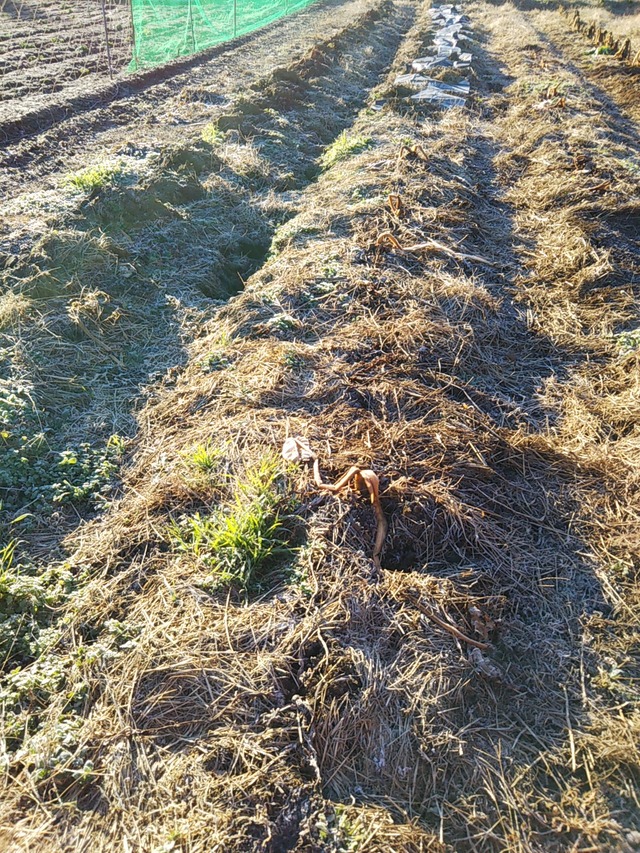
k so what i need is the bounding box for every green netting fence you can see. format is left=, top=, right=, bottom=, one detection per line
left=130, top=0, right=317, bottom=69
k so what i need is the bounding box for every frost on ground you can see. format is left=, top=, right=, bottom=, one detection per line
left=0, top=0, right=639, bottom=850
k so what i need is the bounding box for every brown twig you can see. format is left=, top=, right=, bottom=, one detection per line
left=398, top=143, right=429, bottom=162
left=376, top=230, right=495, bottom=266
left=402, top=239, right=495, bottom=266
left=404, top=593, right=490, bottom=650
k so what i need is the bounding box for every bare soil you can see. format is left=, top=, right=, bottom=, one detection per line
left=0, top=0, right=131, bottom=101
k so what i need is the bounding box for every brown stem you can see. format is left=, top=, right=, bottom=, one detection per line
left=405, top=594, right=490, bottom=650
left=313, top=461, right=387, bottom=570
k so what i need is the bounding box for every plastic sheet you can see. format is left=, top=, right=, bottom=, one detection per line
left=410, top=88, right=466, bottom=108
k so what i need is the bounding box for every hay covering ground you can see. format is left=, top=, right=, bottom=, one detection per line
left=1, top=0, right=639, bottom=850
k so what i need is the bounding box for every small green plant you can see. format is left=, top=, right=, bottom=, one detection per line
left=615, top=328, right=640, bottom=355
left=65, top=163, right=123, bottom=193
left=201, top=123, right=224, bottom=145
left=282, top=350, right=306, bottom=371
left=201, top=352, right=232, bottom=372
left=287, top=543, right=314, bottom=597
left=264, top=313, right=299, bottom=333
left=320, top=131, right=374, bottom=170
left=316, top=805, right=368, bottom=851
left=169, top=454, right=294, bottom=592
left=188, top=442, right=224, bottom=474
left=103, top=618, right=142, bottom=651
left=610, top=560, right=631, bottom=579
left=50, top=434, right=125, bottom=506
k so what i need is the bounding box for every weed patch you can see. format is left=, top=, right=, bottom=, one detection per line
left=320, top=130, right=374, bottom=170
left=615, top=328, right=640, bottom=354
left=0, top=539, right=77, bottom=670
left=0, top=385, right=125, bottom=515
left=169, top=453, right=296, bottom=594
left=64, top=163, right=125, bottom=193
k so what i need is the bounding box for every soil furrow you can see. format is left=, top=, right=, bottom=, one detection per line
left=0, top=0, right=380, bottom=188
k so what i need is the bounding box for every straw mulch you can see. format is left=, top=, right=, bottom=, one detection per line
left=1, top=1, right=639, bottom=850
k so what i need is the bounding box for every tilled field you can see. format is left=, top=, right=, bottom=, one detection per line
left=0, top=0, right=131, bottom=102
left=0, top=0, right=639, bottom=850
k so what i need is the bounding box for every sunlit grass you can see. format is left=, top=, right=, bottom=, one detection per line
left=169, top=453, right=295, bottom=592
left=320, top=130, right=373, bottom=170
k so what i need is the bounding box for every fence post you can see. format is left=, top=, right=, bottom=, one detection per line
left=101, top=0, right=114, bottom=79
left=188, top=0, right=196, bottom=51
left=233, top=0, right=237, bottom=38
left=129, top=0, right=136, bottom=67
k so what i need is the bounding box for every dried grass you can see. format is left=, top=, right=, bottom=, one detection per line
left=1, top=1, right=639, bottom=851
left=0, top=291, right=31, bottom=330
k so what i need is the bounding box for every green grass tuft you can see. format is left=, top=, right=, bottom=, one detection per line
left=320, top=131, right=373, bottom=170
left=64, top=163, right=123, bottom=193
left=169, top=453, right=295, bottom=593
left=201, top=123, right=225, bottom=146
left=187, top=442, right=224, bottom=475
